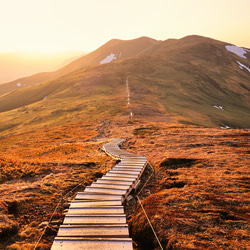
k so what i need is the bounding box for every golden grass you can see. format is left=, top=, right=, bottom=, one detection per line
left=0, top=119, right=249, bottom=249
left=0, top=121, right=117, bottom=249
left=119, top=123, right=250, bottom=250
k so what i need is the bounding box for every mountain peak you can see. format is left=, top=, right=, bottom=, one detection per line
left=178, top=35, right=223, bottom=45
left=102, top=36, right=159, bottom=48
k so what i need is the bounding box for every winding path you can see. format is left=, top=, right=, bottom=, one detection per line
left=126, top=76, right=133, bottom=120
left=51, top=138, right=147, bottom=250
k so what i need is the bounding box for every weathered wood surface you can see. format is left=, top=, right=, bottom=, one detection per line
left=51, top=138, right=147, bottom=250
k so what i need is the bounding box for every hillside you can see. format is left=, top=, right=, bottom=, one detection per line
left=0, top=37, right=159, bottom=97
left=0, top=35, right=249, bottom=135
left=0, top=35, right=249, bottom=250
left=0, top=120, right=249, bottom=250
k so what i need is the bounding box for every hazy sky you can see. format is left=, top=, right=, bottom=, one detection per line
left=0, top=0, right=249, bottom=53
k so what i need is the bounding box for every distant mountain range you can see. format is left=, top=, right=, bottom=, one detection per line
left=0, top=50, right=85, bottom=84
left=0, top=35, right=249, bottom=135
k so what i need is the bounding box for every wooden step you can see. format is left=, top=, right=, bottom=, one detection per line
left=122, top=159, right=146, bottom=162
left=84, top=187, right=128, bottom=195
left=116, top=164, right=146, bottom=171
left=70, top=200, right=122, bottom=207
left=57, top=224, right=129, bottom=237
left=105, top=172, right=139, bottom=178
left=75, top=192, right=122, bottom=201
left=67, top=206, right=124, bottom=215
left=101, top=176, right=135, bottom=182
left=51, top=237, right=133, bottom=250
left=118, top=161, right=145, bottom=164
left=109, top=170, right=141, bottom=175
left=116, top=165, right=144, bottom=168
left=121, top=157, right=146, bottom=160
left=95, top=179, right=133, bottom=186
left=112, top=166, right=142, bottom=170
left=90, top=182, right=131, bottom=190
left=63, top=214, right=127, bottom=224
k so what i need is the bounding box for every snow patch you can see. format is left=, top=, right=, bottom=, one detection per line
left=237, top=61, right=250, bottom=73
left=221, top=126, right=231, bottom=129
left=213, top=105, right=224, bottom=110
left=17, top=83, right=21, bottom=87
left=100, top=53, right=117, bottom=64
left=225, top=45, right=249, bottom=59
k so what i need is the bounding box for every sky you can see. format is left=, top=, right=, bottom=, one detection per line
left=0, top=0, right=249, bottom=53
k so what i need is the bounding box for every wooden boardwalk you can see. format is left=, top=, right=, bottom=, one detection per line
left=51, top=138, right=147, bottom=250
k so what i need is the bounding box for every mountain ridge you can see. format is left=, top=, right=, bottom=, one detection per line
left=1, top=34, right=248, bottom=97
left=0, top=37, right=161, bottom=96
left=0, top=35, right=249, bottom=136
left=0, top=35, right=249, bottom=250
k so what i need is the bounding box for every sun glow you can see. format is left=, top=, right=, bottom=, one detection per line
left=3, top=40, right=75, bottom=54
left=0, top=0, right=249, bottom=54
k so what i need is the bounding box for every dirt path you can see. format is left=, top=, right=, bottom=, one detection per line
left=126, top=76, right=133, bottom=120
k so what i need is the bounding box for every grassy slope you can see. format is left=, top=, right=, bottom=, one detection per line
left=136, top=39, right=250, bottom=128
left=0, top=63, right=129, bottom=137
left=0, top=121, right=118, bottom=249
left=0, top=118, right=249, bottom=249
left=119, top=123, right=250, bottom=250
left=0, top=35, right=249, bottom=139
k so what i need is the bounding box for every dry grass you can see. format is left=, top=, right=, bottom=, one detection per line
left=99, top=119, right=249, bottom=249
left=0, top=118, right=249, bottom=249
left=0, top=121, right=116, bottom=249
left=118, top=122, right=249, bottom=250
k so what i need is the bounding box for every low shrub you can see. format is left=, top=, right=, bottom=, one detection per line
left=0, top=215, right=19, bottom=237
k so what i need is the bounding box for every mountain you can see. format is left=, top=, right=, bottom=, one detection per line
left=1, top=35, right=249, bottom=250
left=0, top=35, right=249, bottom=136
left=0, top=37, right=159, bottom=96
left=0, top=51, right=85, bottom=84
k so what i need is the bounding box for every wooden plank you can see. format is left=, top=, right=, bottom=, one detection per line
left=118, top=163, right=145, bottom=166
left=105, top=172, right=139, bottom=178
left=118, top=161, right=146, bottom=164
left=95, top=179, right=133, bottom=186
left=90, top=183, right=131, bottom=190
left=101, top=176, right=135, bottom=182
left=84, top=187, right=128, bottom=195
left=109, top=170, right=141, bottom=175
left=121, top=157, right=146, bottom=160
left=67, top=206, right=124, bottom=215
left=75, top=192, right=122, bottom=201
left=70, top=200, right=122, bottom=207
left=51, top=237, right=133, bottom=250
left=113, top=166, right=143, bottom=170
left=63, top=214, right=127, bottom=224
left=57, top=225, right=129, bottom=237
